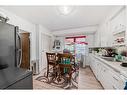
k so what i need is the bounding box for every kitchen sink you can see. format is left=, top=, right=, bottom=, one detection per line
left=101, top=57, right=115, bottom=62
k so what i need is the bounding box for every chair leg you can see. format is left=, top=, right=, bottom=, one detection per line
left=68, top=69, right=72, bottom=83
left=47, top=65, right=49, bottom=78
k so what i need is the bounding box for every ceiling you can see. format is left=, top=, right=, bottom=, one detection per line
left=1, top=6, right=114, bottom=31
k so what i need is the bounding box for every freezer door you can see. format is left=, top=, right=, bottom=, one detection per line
left=0, top=22, right=16, bottom=67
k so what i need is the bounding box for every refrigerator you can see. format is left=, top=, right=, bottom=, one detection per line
left=0, top=21, right=32, bottom=89
left=75, top=43, right=88, bottom=68
left=0, top=21, right=22, bottom=68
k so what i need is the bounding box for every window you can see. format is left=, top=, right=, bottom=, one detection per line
left=65, top=36, right=88, bottom=63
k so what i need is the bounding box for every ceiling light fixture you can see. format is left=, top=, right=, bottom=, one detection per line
left=58, top=6, right=74, bottom=15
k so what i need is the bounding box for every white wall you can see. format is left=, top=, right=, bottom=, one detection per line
left=0, top=8, right=36, bottom=61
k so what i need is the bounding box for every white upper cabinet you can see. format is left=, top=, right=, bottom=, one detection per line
left=110, top=7, right=126, bottom=46
left=110, top=8, right=126, bottom=34
left=94, top=16, right=110, bottom=47
left=94, top=30, right=101, bottom=47
left=100, top=22, right=108, bottom=47
left=94, top=6, right=126, bottom=47
left=106, top=21, right=113, bottom=47
left=96, top=21, right=111, bottom=47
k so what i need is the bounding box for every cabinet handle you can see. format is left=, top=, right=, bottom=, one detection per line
left=113, top=76, right=119, bottom=81
left=120, top=75, right=126, bottom=82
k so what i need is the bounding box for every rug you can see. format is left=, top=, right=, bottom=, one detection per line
left=35, top=67, right=79, bottom=89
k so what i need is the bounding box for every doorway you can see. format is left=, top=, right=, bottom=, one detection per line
left=39, top=33, right=51, bottom=72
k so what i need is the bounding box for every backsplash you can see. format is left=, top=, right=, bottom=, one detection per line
left=115, top=46, right=127, bottom=56
left=90, top=46, right=127, bottom=57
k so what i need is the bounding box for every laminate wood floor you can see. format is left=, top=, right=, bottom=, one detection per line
left=78, top=66, right=103, bottom=89
left=33, top=66, right=103, bottom=89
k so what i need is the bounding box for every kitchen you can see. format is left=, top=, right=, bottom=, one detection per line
left=0, top=5, right=127, bottom=90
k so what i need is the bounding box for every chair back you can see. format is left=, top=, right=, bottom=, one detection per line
left=46, top=52, right=56, bottom=65
left=57, top=53, right=73, bottom=74
left=57, top=53, right=73, bottom=64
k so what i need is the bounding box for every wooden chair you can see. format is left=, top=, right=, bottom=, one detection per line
left=46, top=52, right=57, bottom=77
left=57, top=53, right=74, bottom=82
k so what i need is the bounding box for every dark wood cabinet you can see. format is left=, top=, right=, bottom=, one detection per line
left=20, top=32, right=30, bottom=69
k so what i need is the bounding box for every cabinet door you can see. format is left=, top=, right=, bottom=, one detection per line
left=117, top=9, right=126, bottom=29
left=90, top=57, right=100, bottom=80
left=90, top=58, right=95, bottom=73
left=98, top=21, right=110, bottom=47
left=110, top=8, right=126, bottom=33
left=94, top=30, right=101, bottom=47
left=108, top=71, right=126, bottom=89
left=109, top=24, right=113, bottom=46
left=106, top=21, right=113, bottom=47
left=90, top=57, right=96, bottom=76
left=99, top=64, right=114, bottom=89
left=96, top=62, right=103, bottom=81
left=111, top=15, right=119, bottom=33
left=101, top=23, right=108, bottom=47
left=94, top=59, right=101, bottom=79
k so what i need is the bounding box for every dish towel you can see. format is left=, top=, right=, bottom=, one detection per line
left=124, top=82, right=127, bottom=90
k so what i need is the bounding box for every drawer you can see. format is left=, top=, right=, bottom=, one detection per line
left=108, top=72, right=125, bottom=89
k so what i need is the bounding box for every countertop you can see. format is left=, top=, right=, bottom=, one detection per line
left=0, top=67, right=32, bottom=89
left=90, top=53, right=127, bottom=78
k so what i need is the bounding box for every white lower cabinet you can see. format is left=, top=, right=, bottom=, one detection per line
left=101, top=66, right=116, bottom=89
left=108, top=70, right=126, bottom=89
left=90, top=55, right=126, bottom=89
